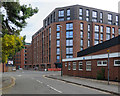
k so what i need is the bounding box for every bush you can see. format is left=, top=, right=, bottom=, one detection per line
left=97, top=68, right=105, bottom=80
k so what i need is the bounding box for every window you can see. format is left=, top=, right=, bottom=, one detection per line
left=88, top=32, right=90, bottom=39
left=81, top=47, right=83, bottom=51
left=66, top=48, right=73, bottom=54
left=92, top=11, right=97, bottom=18
left=94, top=33, right=99, bottom=40
left=80, top=39, right=83, bottom=46
left=106, top=27, right=111, bottom=33
left=108, top=14, right=112, bottom=21
left=100, top=26, right=103, bottom=32
left=80, top=23, right=84, bottom=30
left=112, top=28, right=115, bottom=34
left=66, top=55, right=73, bottom=58
left=59, top=18, right=64, bottom=21
left=86, top=17, right=89, bottom=21
left=66, top=23, right=73, bottom=30
left=116, top=15, right=118, bottom=22
left=67, top=9, right=70, bottom=16
left=57, top=32, right=60, bottom=39
left=106, top=34, right=110, bottom=40
left=66, top=39, right=73, bottom=46
left=57, top=40, right=60, bottom=47
left=65, top=62, right=67, bottom=67
left=56, top=25, right=60, bottom=31
left=57, top=55, right=60, bottom=60
left=80, top=31, right=83, bottom=38
left=66, top=31, right=73, bottom=38
left=67, top=17, right=70, bottom=20
left=100, top=12, right=103, bottom=19
left=79, top=62, right=83, bottom=70
left=88, top=40, right=90, bottom=47
left=88, top=24, right=90, bottom=31
left=119, top=29, right=120, bottom=35
left=79, top=16, right=83, bottom=20
left=114, top=60, right=120, bottom=66
left=100, top=33, right=103, bottom=40
left=57, top=48, right=60, bottom=55
left=59, top=10, right=64, bottom=17
left=73, top=62, right=76, bottom=70
left=112, top=34, right=115, bottom=38
left=86, top=9, right=89, bottom=17
left=94, top=40, right=99, bottom=45
left=95, top=25, right=99, bottom=32
left=68, top=62, right=71, bottom=70
left=86, top=61, right=91, bottom=71
left=92, top=18, right=97, bottom=22
left=79, top=8, right=83, bottom=15
left=97, top=60, right=107, bottom=66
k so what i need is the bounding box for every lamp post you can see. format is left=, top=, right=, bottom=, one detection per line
left=107, top=49, right=110, bottom=85
left=59, top=25, right=63, bottom=77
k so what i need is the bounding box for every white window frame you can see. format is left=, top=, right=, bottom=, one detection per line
left=79, top=62, right=83, bottom=70
left=97, top=60, right=107, bottom=66
left=86, top=61, right=91, bottom=71
left=73, top=62, right=76, bottom=70
left=114, top=60, right=120, bottom=66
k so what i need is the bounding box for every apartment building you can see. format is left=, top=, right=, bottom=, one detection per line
left=31, top=4, right=120, bottom=70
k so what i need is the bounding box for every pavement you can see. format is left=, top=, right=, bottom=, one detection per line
left=45, top=74, right=120, bottom=95
left=0, top=76, right=16, bottom=90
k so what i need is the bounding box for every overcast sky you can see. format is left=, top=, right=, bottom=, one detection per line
left=20, top=0, right=120, bottom=43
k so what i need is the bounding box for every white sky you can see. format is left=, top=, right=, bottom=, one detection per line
left=20, top=0, right=120, bottom=43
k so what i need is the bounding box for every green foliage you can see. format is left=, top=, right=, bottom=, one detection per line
left=1, top=2, right=38, bottom=63
left=97, top=68, right=105, bottom=80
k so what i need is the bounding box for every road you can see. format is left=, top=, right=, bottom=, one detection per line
left=2, top=70, right=111, bottom=95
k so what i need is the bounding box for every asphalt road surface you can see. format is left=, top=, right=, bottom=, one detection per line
left=2, top=70, right=111, bottom=95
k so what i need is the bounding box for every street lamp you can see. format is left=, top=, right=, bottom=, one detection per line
left=59, top=25, right=63, bottom=77
left=107, top=49, right=110, bottom=85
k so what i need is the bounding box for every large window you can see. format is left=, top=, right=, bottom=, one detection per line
left=59, top=18, right=64, bottom=21
left=66, top=48, right=73, bottom=54
left=108, top=14, right=112, bottom=24
left=66, top=31, right=73, bottom=38
left=94, top=33, right=99, bottom=40
left=73, top=62, right=76, bottom=70
left=86, top=61, right=91, bottom=71
left=116, top=15, right=119, bottom=25
left=94, top=40, right=99, bottom=45
left=114, top=60, right=120, bottom=66
left=66, top=23, right=73, bottom=30
left=66, top=40, right=73, bottom=46
left=112, top=27, right=115, bottom=34
left=106, top=34, right=110, bottom=40
left=59, top=10, right=64, bottom=17
left=100, top=33, right=103, bottom=40
left=80, top=31, right=83, bottom=38
left=88, top=24, right=90, bottom=31
left=97, top=60, right=107, bottom=66
left=67, top=9, right=70, bottom=16
left=88, top=40, right=90, bottom=47
left=79, top=62, right=83, bottom=70
left=80, top=39, right=83, bottom=46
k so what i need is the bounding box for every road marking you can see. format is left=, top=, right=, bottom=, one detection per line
left=36, top=80, right=43, bottom=84
left=17, top=75, right=22, bottom=77
left=47, top=85, right=62, bottom=93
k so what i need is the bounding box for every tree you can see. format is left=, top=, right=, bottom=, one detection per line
left=1, top=1, right=38, bottom=64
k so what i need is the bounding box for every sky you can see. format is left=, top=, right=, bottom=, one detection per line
left=20, top=0, right=120, bottom=43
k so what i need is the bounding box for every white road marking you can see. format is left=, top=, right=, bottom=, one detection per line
left=36, top=80, right=43, bottom=84
left=47, top=85, right=62, bottom=93
left=17, top=75, right=22, bottom=77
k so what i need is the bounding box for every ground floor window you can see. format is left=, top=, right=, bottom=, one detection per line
left=86, top=61, right=91, bottom=71
left=65, top=62, right=67, bottom=67
left=114, top=60, right=120, bottom=66
left=97, top=60, right=107, bottom=66
left=73, top=62, right=76, bottom=70
left=68, top=62, right=71, bottom=70
left=79, top=62, right=83, bottom=70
